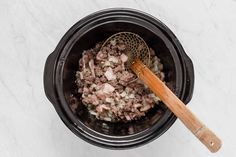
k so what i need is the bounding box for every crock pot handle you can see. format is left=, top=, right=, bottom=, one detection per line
left=182, top=53, right=194, bottom=104
left=44, top=52, right=58, bottom=105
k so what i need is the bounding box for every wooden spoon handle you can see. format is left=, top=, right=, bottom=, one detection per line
left=131, top=59, right=222, bottom=153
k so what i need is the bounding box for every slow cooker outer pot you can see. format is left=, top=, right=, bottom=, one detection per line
left=44, top=8, right=194, bottom=149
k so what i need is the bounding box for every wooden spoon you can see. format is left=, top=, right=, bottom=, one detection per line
left=131, top=58, right=222, bottom=153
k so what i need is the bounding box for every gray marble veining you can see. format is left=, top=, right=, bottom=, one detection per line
left=0, top=0, right=236, bottom=156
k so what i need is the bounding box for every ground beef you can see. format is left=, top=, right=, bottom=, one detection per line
left=74, top=40, right=165, bottom=122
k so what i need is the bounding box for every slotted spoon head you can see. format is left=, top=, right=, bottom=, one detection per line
left=101, top=32, right=151, bottom=68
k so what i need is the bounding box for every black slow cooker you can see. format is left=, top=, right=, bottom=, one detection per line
left=44, top=8, right=194, bottom=149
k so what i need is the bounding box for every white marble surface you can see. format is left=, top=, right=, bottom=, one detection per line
left=0, top=0, right=236, bottom=156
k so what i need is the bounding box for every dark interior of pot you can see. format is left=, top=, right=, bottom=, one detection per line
left=62, top=22, right=179, bottom=136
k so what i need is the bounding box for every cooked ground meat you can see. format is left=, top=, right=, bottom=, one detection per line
left=74, top=40, right=165, bottom=122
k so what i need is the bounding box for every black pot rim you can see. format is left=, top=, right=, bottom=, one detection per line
left=44, top=8, right=194, bottom=149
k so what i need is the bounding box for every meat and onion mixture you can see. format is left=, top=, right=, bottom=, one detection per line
left=75, top=40, right=165, bottom=122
